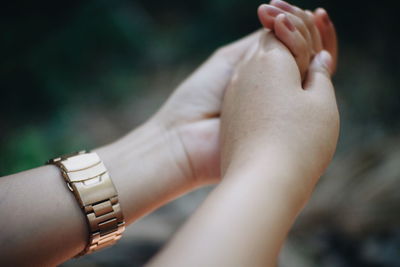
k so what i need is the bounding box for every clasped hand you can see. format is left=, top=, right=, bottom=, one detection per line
left=147, top=0, right=339, bottom=190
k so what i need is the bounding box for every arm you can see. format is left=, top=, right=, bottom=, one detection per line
left=0, top=2, right=337, bottom=265
left=148, top=153, right=316, bottom=267
left=148, top=29, right=339, bottom=267
left=0, top=32, right=271, bottom=267
left=0, top=122, right=200, bottom=266
left=0, top=32, right=260, bottom=266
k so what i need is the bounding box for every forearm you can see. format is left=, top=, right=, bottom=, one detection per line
left=96, top=121, right=198, bottom=225
left=149, top=152, right=316, bottom=267
left=0, top=121, right=196, bottom=266
left=0, top=165, right=87, bottom=266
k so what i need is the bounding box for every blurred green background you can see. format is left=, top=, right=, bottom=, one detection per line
left=1, top=0, right=400, bottom=266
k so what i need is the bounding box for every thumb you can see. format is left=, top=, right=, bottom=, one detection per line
left=304, top=50, right=333, bottom=92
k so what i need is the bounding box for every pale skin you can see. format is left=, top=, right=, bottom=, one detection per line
left=0, top=1, right=338, bottom=266
left=148, top=4, right=339, bottom=266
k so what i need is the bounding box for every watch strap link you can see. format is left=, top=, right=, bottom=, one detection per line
left=49, top=151, right=125, bottom=256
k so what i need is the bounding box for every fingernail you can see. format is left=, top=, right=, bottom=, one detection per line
left=271, top=0, right=293, bottom=12
left=280, top=14, right=295, bottom=32
left=265, top=5, right=282, bottom=17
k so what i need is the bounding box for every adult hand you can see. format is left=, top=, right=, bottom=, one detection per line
left=149, top=1, right=334, bottom=187
left=149, top=31, right=262, bottom=186
left=149, top=30, right=340, bottom=267
left=221, top=31, right=340, bottom=191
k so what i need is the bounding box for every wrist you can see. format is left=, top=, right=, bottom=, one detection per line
left=94, top=120, right=199, bottom=224
left=223, top=145, right=318, bottom=207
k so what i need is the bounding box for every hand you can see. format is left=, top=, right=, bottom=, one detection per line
left=221, top=31, right=339, bottom=191
left=147, top=3, right=329, bottom=187
left=258, top=0, right=338, bottom=76
left=148, top=30, right=340, bottom=267
left=147, top=31, right=261, bottom=186
left=147, top=30, right=303, bottom=185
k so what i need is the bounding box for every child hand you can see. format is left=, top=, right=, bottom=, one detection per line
left=257, top=0, right=338, bottom=78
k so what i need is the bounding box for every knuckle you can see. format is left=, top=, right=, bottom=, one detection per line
left=291, top=15, right=305, bottom=30
left=213, top=45, right=230, bottom=58
left=295, top=7, right=313, bottom=27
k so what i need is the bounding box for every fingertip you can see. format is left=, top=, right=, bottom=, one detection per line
left=311, top=50, right=332, bottom=76
left=275, top=12, right=284, bottom=21
left=273, top=14, right=287, bottom=40
left=319, top=50, right=332, bottom=71
left=257, top=4, right=268, bottom=22
left=305, top=10, right=314, bottom=18
left=315, top=7, right=327, bottom=16
left=315, top=8, right=331, bottom=25
left=276, top=13, right=295, bottom=32
left=270, top=0, right=294, bottom=12
left=257, top=4, right=277, bottom=29
left=273, top=14, right=294, bottom=52
left=313, top=9, right=337, bottom=73
left=258, top=4, right=269, bottom=15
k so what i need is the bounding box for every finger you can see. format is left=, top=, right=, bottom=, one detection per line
left=314, top=8, right=338, bottom=74
left=304, top=50, right=333, bottom=93
left=274, top=13, right=310, bottom=81
left=285, top=12, right=312, bottom=49
left=305, top=10, right=323, bottom=53
left=259, top=4, right=311, bottom=50
left=258, top=4, right=282, bottom=30
left=270, top=0, right=315, bottom=53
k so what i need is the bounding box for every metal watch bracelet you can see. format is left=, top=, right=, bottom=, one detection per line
left=48, top=151, right=125, bottom=256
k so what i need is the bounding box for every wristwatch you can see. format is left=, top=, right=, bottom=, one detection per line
left=48, top=151, right=125, bottom=256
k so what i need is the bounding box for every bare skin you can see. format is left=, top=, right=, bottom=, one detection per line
left=1, top=33, right=260, bottom=267
left=149, top=28, right=339, bottom=267
left=0, top=1, right=338, bottom=266
left=258, top=0, right=338, bottom=75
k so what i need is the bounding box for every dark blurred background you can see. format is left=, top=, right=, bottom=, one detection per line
left=1, top=0, right=400, bottom=266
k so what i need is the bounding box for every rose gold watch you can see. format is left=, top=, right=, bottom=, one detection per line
left=48, top=151, right=125, bottom=256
